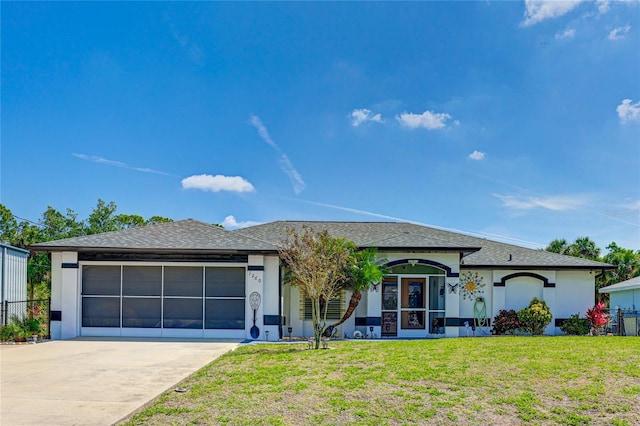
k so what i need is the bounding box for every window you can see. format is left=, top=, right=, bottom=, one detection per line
left=300, top=292, right=345, bottom=320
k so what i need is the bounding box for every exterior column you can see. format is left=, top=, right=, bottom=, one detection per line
left=542, top=285, right=556, bottom=335
left=445, top=277, right=460, bottom=337
left=60, top=252, right=79, bottom=339
left=247, top=255, right=265, bottom=340
left=365, top=286, right=382, bottom=338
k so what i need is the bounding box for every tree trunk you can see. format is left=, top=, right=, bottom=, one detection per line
left=324, top=290, right=362, bottom=337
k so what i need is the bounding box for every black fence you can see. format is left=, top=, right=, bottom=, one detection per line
left=1, top=298, right=51, bottom=339
left=607, top=308, right=640, bottom=337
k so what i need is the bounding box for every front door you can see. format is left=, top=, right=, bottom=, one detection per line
left=381, top=277, right=398, bottom=336
left=401, top=278, right=426, bottom=330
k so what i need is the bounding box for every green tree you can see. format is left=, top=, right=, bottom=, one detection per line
left=602, top=242, right=640, bottom=286
left=278, top=227, right=354, bottom=349
left=545, top=238, right=570, bottom=255
left=0, top=203, right=18, bottom=243
left=86, top=199, right=119, bottom=234
left=40, top=206, right=84, bottom=240
left=146, top=216, right=174, bottom=225
left=567, top=236, right=601, bottom=260
left=114, top=214, right=146, bottom=229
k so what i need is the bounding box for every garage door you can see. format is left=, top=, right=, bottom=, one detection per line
left=80, top=264, right=246, bottom=338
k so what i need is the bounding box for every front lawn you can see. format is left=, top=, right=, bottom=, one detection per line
left=122, top=337, right=639, bottom=425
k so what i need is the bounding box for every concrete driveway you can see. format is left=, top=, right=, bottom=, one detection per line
left=0, top=337, right=240, bottom=425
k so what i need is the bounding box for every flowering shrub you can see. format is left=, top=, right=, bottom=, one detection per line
left=492, top=309, right=520, bottom=335
left=517, top=298, right=552, bottom=335
left=560, top=313, right=590, bottom=335
left=585, top=302, right=610, bottom=335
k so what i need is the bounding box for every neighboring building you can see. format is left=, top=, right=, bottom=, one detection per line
left=31, top=220, right=611, bottom=340
left=599, top=276, right=640, bottom=336
left=1, top=243, right=29, bottom=325
left=599, top=276, right=640, bottom=311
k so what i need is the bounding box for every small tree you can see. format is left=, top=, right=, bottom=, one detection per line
left=278, top=227, right=354, bottom=349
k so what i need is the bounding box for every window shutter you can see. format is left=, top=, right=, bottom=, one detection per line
left=299, top=292, right=345, bottom=320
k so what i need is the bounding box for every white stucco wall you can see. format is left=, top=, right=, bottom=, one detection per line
left=459, top=270, right=493, bottom=336
left=555, top=271, right=595, bottom=317
left=262, top=255, right=281, bottom=340
left=49, top=252, right=80, bottom=339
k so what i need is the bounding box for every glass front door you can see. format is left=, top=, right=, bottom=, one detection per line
left=380, top=273, right=446, bottom=336
left=401, top=278, right=426, bottom=329
left=381, top=277, right=398, bottom=336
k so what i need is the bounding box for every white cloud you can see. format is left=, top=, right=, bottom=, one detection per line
left=221, top=215, right=261, bottom=229
left=397, top=110, right=452, bottom=130
left=521, top=0, right=584, bottom=26
left=349, top=108, right=383, bottom=127
left=596, top=0, right=610, bottom=14
left=249, top=115, right=306, bottom=194
left=555, top=28, right=576, bottom=39
left=608, top=25, right=631, bottom=40
left=72, top=153, right=175, bottom=176
left=494, top=194, right=587, bottom=211
left=622, top=200, right=640, bottom=210
left=181, top=174, right=255, bottom=193
left=468, top=150, right=486, bottom=161
left=616, top=99, right=640, bottom=123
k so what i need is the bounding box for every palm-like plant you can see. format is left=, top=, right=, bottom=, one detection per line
left=324, top=248, right=387, bottom=336
left=568, top=237, right=601, bottom=260
left=545, top=238, right=569, bottom=255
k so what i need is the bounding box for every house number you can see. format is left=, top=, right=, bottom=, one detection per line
left=249, top=272, right=262, bottom=283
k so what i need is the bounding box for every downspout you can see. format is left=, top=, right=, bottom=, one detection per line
left=278, top=264, right=283, bottom=339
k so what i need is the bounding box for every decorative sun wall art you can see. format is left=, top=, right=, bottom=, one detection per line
left=459, top=271, right=485, bottom=300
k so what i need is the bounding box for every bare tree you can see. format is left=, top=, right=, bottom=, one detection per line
left=278, top=227, right=354, bottom=349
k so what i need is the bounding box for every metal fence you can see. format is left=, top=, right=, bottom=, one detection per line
left=607, top=308, right=640, bottom=337
left=1, top=298, right=51, bottom=339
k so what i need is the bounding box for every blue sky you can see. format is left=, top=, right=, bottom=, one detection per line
left=2, top=1, right=639, bottom=251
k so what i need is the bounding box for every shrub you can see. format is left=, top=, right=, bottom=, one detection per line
left=585, top=302, right=610, bottom=335
left=517, top=297, right=552, bottom=335
left=560, top=313, right=590, bottom=335
left=492, top=309, right=520, bottom=335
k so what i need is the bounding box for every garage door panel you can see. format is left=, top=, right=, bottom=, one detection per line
left=163, top=298, right=203, bottom=329
left=164, top=266, right=203, bottom=297
left=82, top=297, right=120, bottom=327
left=205, top=299, right=244, bottom=329
left=123, top=266, right=162, bottom=296
left=122, top=298, right=161, bottom=328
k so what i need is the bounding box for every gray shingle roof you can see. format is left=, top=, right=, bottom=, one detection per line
left=30, top=219, right=276, bottom=252
left=236, top=221, right=612, bottom=269
left=31, top=219, right=613, bottom=269
left=234, top=221, right=481, bottom=251
left=599, top=276, right=640, bottom=293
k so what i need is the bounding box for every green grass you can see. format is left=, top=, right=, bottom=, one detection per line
left=122, top=337, right=640, bottom=425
